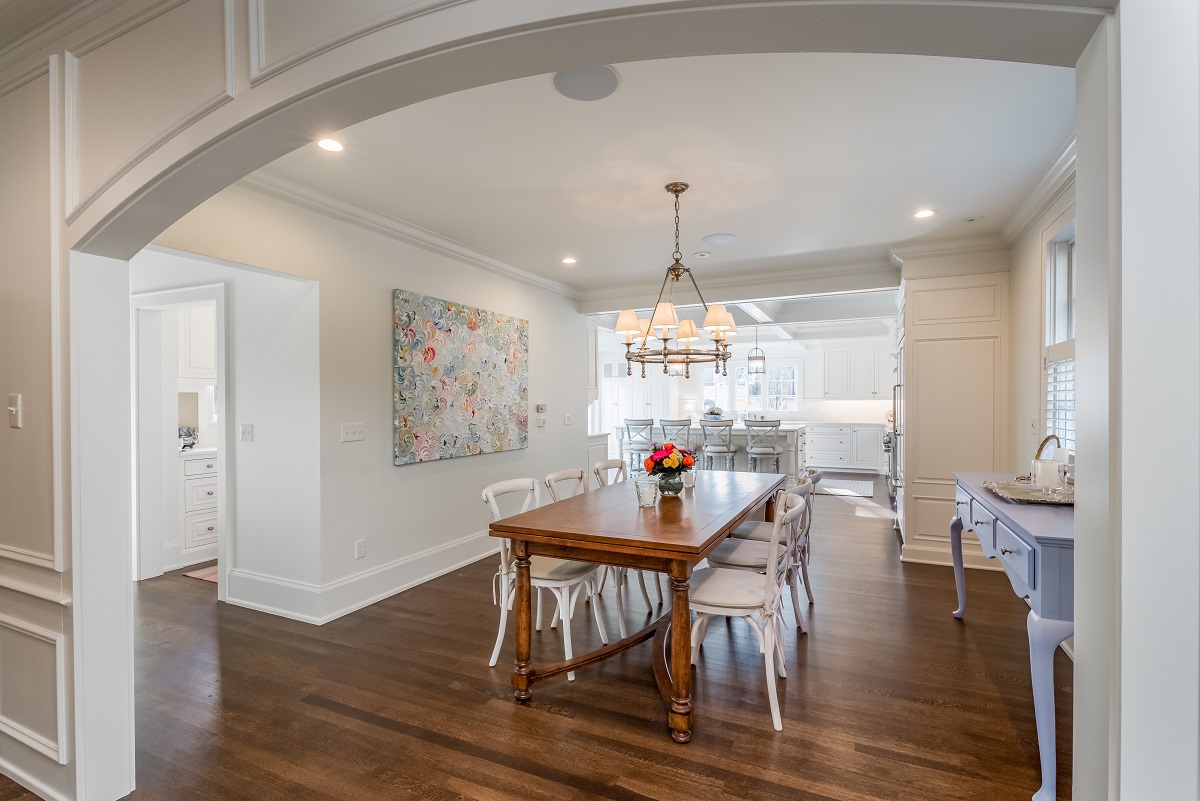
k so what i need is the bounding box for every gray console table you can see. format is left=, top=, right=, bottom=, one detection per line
left=950, top=472, right=1074, bottom=801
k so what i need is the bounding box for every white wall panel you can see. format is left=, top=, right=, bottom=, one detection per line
left=0, top=615, right=66, bottom=764
left=67, top=0, right=233, bottom=219
left=0, top=70, right=55, bottom=570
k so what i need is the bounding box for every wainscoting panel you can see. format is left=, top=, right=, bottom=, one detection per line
left=66, top=0, right=234, bottom=219
left=0, top=613, right=66, bottom=765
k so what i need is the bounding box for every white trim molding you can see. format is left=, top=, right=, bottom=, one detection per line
left=239, top=170, right=580, bottom=301
left=225, top=529, right=499, bottom=625
left=0, top=613, right=68, bottom=764
left=1000, top=136, right=1077, bottom=246
left=887, top=234, right=1009, bottom=269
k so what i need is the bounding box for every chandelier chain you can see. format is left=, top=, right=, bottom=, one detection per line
left=673, top=192, right=682, bottom=263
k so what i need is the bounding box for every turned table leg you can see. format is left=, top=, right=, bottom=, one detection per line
left=668, top=561, right=693, bottom=742
left=511, top=541, right=533, bottom=701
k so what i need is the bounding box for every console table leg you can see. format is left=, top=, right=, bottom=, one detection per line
left=950, top=516, right=967, bottom=619
left=1027, top=610, right=1073, bottom=801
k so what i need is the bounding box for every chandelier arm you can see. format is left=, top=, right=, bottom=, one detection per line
left=684, top=269, right=711, bottom=311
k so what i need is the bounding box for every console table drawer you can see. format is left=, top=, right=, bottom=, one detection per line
left=969, top=499, right=996, bottom=551
left=996, top=520, right=1036, bottom=593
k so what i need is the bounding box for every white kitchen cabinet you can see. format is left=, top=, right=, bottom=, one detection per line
left=176, top=451, right=218, bottom=568
left=851, top=426, right=885, bottom=469
left=850, top=351, right=875, bottom=398
left=806, top=423, right=885, bottom=472
left=876, top=350, right=896, bottom=400
left=822, top=351, right=849, bottom=398
left=178, top=303, right=217, bottom=379
left=586, top=326, right=599, bottom=405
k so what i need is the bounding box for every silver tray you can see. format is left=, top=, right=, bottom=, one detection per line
left=983, top=479, right=1074, bottom=506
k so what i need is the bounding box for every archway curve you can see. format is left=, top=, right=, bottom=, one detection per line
left=70, top=0, right=1107, bottom=259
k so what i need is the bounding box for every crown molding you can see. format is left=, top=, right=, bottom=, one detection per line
left=1000, top=136, right=1077, bottom=245
left=237, top=170, right=580, bottom=302
left=0, top=0, right=126, bottom=76
left=886, top=233, right=1008, bottom=268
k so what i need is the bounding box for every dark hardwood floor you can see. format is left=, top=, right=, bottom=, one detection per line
left=1, top=474, right=1071, bottom=800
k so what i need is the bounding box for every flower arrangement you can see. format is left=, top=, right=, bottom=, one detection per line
left=643, top=442, right=696, bottom=476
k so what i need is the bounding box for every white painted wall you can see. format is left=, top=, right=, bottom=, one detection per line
left=1119, top=2, right=1200, bottom=799
left=129, top=249, right=323, bottom=615
left=150, top=183, right=589, bottom=622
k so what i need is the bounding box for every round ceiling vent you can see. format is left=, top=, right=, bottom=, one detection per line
left=702, top=233, right=738, bottom=246
left=552, top=66, right=620, bottom=101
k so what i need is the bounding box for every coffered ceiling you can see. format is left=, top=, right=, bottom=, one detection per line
left=254, top=51, right=1075, bottom=311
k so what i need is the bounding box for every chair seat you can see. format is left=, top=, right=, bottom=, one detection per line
left=732, top=520, right=773, bottom=541
left=529, top=556, right=597, bottom=582
left=704, top=444, right=736, bottom=453
left=707, top=538, right=784, bottom=569
left=747, top=445, right=785, bottom=456
left=629, top=443, right=654, bottom=453
left=689, top=567, right=767, bottom=609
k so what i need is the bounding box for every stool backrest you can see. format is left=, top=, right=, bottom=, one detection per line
left=659, top=418, right=692, bottom=448
left=700, top=418, right=734, bottom=448
left=745, top=419, right=782, bottom=451
left=625, top=418, right=655, bottom=450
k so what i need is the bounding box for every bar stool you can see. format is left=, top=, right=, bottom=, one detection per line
left=624, top=418, right=655, bottom=474
left=659, top=418, right=693, bottom=450
left=746, top=419, right=785, bottom=473
left=700, top=419, right=737, bottom=470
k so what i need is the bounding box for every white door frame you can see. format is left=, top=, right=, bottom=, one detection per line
left=129, top=285, right=231, bottom=600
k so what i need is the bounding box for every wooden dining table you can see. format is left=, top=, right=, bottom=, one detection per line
left=488, top=470, right=786, bottom=743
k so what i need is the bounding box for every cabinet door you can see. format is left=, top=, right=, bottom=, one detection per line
left=823, top=351, right=849, bottom=399
left=876, top=350, right=895, bottom=399
left=849, top=351, right=875, bottom=398
left=178, top=304, right=217, bottom=379
left=852, top=427, right=884, bottom=468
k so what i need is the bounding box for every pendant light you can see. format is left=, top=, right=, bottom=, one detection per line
left=747, top=326, right=766, bottom=375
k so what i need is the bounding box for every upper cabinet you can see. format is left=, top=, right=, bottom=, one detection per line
left=826, top=348, right=894, bottom=400
left=178, top=304, right=217, bottom=380
left=822, top=351, right=849, bottom=398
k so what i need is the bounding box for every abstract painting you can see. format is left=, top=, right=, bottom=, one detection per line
left=393, top=290, right=529, bottom=465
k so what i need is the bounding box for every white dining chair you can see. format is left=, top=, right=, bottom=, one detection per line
left=543, top=467, right=616, bottom=631
left=483, top=478, right=608, bottom=680
left=718, top=480, right=814, bottom=629
left=592, top=459, right=661, bottom=629
left=745, top=419, right=785, bottom=473
left=690, top=491, right=806, bottom=730
left=700, top=419, right=737, bottom=470
left=804, top=468, right=824, bottom=561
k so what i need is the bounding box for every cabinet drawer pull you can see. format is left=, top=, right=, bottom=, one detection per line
left=206, top=526, right=214, bottom=532
left=206, top=491, right=214, bottom=496
left=1000, top=547, right=1014, bottom=555
left=972, top=519, right=988, bottom=527
left=206, top=463, right=214, bottom=469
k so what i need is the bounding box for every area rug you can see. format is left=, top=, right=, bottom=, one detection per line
left=815, top=479, right=875, bottom=498
left=182, top=566, right=218, bottom=583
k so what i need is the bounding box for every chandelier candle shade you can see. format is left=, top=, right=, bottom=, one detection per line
left=615, top=182, right=735, bottom=378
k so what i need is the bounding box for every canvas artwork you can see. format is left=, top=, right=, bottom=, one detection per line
left=393, top=290, right=529, bottom=465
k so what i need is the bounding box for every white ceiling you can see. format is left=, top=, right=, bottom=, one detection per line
left=256, top=52, right=1074, bottom=301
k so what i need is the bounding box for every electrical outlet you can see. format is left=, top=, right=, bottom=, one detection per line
left=563, top=413, right=572, bottom=426
left=341, top=423, right=364, bottom=442
left=354, top=539, right=366, bottom=560
left=239, top=423, right=254, bottom=442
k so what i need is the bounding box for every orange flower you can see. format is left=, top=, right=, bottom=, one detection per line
left=644, top=457, right=655, bottom=473
left=664, top=442, right=676, bottom=452
left=682, top=454, right=695, bottom=467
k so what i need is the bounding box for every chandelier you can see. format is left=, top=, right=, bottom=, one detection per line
left=614, top=182, right=736, bottom=379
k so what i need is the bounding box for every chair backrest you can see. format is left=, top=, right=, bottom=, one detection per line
left=544, top=468, right=587, bottom=503
left=745, top=419, right=782, bottom=451
left=659, top=418, right=692, bottom=448
left=763, top=491, right=807, bottom=606
left=593, top=459, right=628, bottom=487
left=482, top=478, right=539, bottom=569
left=625, top=418, right=655, bottom=449
left=806, top=468, right=824, bottom=485
left=700, top=418, right=734, bottom=448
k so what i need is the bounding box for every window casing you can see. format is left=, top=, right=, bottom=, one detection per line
left=1044, top=224, right=1076, bottom=454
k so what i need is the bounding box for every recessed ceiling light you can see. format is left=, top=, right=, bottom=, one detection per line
left=702, top=233, right=737, bottom=246
left=561, top=257, right=577, bottom=265
left=317, top=138, right=344, bottom=152
left=693, top=252, right=711, bottom=259
left=552, top=66, right=619, bottom=102
left=913, top=209, right=935, bottom=219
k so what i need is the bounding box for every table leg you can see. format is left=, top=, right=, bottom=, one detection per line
left=668, top=561, right=693, bottom=743
left=1028, top=610, right=1073, bottom=801
left=511, top=541, right=533, bottom=701
left=950, top=515, right=967, bottom=619
left=765, top=493, right=776, bottom=523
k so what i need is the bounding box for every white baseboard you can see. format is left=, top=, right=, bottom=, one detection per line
left=900, top=542, right=1002, bottom=571
left=223, top=530, right=500, bottom=625
left=0, top=754, right=70, bottom=801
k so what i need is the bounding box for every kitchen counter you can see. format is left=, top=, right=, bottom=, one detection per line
left=179, top=447, right=217, bottom=458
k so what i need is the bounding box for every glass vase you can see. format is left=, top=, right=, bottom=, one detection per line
left=658, top=472, right=684, bottom=496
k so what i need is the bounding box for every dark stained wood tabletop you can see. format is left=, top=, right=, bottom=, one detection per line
left=489, top=471, right=785, bottom=559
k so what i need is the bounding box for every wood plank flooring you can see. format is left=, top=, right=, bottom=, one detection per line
left=0, top=474, right=1072, bottom=800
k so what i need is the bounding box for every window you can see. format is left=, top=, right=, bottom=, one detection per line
left=733, top=367, right=762, bottom=414
left=765, top=366, right=798, bottom=411
left=1044, top=220, right=1076, bottom=453
left=701, top=368, right=727, bottom=413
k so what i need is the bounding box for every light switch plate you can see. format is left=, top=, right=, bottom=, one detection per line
left=537, top=415, right=547, bottom=428
left=341, top=423, right=364, bottom=442
left=563, top=414, right=572, bottom=426
left=6, top=394, right=20, bottom=429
